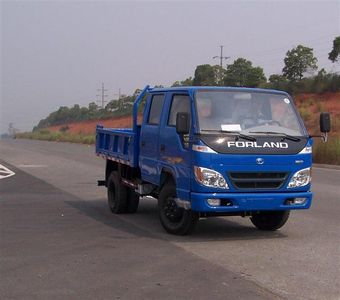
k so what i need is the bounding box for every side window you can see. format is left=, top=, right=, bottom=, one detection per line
left=147, top=94, right=164, bottom=125
left=168, top=95, right=191, bottom=126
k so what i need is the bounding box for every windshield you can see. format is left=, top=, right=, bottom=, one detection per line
left=195, top=90, right=305, bottom=136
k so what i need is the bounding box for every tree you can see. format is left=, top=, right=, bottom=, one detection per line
left=133, top=89, right=142, bottom=96
left=88, top=102, right=98, bottom=111
left=172, top=77, right=193, bottom=87
left=105, top=100, right=119, bottom=112
left=69, top=104, right=81, bottom=121
left=212, top=65, right=227, bottom=86
left=55, top=106, right=71, bottom=124
left=328, top=36, right=340, bottom=63
left=267, top=74, right=289, bottom=90
left=88, top=102, right=98, bottom=120
left=180, top=77, right=194, bottom=86
left=224, top=58, right=266, bottom=87
left=282, top=45, right=318, bottom=81
left=269, top=74, right=288, bottom=84
left=193, top=64, right=217, bottom=86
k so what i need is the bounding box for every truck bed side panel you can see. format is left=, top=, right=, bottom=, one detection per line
left=96, top=126, right=139, bottom=168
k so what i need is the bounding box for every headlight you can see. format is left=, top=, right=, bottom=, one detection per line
left=192, top=144, right=216, bottom=153
left=288, top=168, right=311, bottom=188
left=194, top=166, right=229, bottom=189
left=298, top=145, right=312, bottom=154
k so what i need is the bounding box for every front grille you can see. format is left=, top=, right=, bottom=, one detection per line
left=228, top=172, right=288, bottom=190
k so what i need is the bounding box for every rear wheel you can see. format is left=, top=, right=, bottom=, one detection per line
left=107, top=171, right=128, bottom=214
left=250, top=211, right=290, bottom=231
left=158, top=181, right=198, bottom=235
left=126, top=188, right=139, bottom=213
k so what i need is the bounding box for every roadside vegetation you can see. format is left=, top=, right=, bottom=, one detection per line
left=313, top=139, right=340, bottom=165
left=16, top=36, right=340, bottom=164
left=16, top=129, right=95, bottom=145
left=293, top=92, right=339, bottom=165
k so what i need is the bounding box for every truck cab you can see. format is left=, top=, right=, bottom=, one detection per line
left=96, top=86, right=330, bottom=235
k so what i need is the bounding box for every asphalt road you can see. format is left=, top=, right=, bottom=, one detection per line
left=1, top=139, right=339, bottom=300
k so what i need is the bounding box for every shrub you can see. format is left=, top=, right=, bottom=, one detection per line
left=60, top=125, right=70, bottom=132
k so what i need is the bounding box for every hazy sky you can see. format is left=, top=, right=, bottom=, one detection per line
left=1, top=0, right=339, bottom=133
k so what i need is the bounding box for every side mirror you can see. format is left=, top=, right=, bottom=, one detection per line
left=319, top=112, right=331, bottom=143
left=176, top=112, right=190, bottom=134
left=320, top=112, right=331, bottom=133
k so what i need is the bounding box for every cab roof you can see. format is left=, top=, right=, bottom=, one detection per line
left=149, top=86, right=289, bottom=96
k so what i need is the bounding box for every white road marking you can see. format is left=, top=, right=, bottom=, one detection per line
left=0, top=164, right=15, bottom=179
left=17, top=164, right=47, bottom=168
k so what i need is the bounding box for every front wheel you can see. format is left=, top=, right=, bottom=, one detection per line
left=158, top=181, right=198, bottom=235
left=250, top=211, right=290, bottom=231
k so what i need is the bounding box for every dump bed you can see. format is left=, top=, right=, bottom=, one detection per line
left=96, top=125, right=139, bottom=167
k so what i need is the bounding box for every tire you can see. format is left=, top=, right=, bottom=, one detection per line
left=126, top=188, right=139, bottom=214
left=250, top=210, right=290, bottom=231
left=107, top=171, right=128, bottom=214
left=158, top=181, right=198, bottom=235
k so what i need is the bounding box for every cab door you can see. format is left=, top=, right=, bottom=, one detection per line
left=158, top=93, right=192, bottom=199
left=139, top=93, right=165, bottom=184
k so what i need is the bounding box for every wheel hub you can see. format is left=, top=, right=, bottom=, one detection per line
left=164, top=197, right=183, bottom=222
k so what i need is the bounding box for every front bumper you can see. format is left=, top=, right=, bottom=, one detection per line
left=190, top=191, right=312, bottom=212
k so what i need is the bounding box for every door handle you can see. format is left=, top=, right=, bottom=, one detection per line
left=160, top=144, right=165, bottom=151
left=141, top=140, right=146, bottom=147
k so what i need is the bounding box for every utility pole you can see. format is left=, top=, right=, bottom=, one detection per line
left=96, top=82, right=108, bottom=108
left=213, top=45, right=230, bottom=68
left=213, top=45, right=230, bottom=85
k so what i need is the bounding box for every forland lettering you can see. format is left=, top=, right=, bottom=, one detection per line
left=227, top=141, right=289, bottom=148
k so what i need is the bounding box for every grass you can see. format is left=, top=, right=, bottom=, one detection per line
left=16, top=130, right=95, bottom=145
left=313, top=138, right=340, bottom=165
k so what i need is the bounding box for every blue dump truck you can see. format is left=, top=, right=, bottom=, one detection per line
left=96, top=85, right=330, bottom=235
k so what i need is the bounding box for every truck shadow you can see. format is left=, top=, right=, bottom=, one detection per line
left=185, top=218, right=287, bottom=242
left=65, top=197, right=287, bottom=242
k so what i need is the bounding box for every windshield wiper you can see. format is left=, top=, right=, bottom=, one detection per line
left=200, top=130, right=256, bottom=142
left=249, top=131, right=301, bottom=142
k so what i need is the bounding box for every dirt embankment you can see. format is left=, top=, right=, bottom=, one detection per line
left=47, top=92, right=340, bottom=136
left=48, top=115, right=134, bottom=135
left=294, top=92, right=339, bottom=136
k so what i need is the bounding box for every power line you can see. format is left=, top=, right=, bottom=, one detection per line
left=229, top=45, right=335, bottom=69
left=114, top=88, right=122, bottom=101
left=232, top=20, right=337, bottom=46
left=231, top=34, right=338, bottom=59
